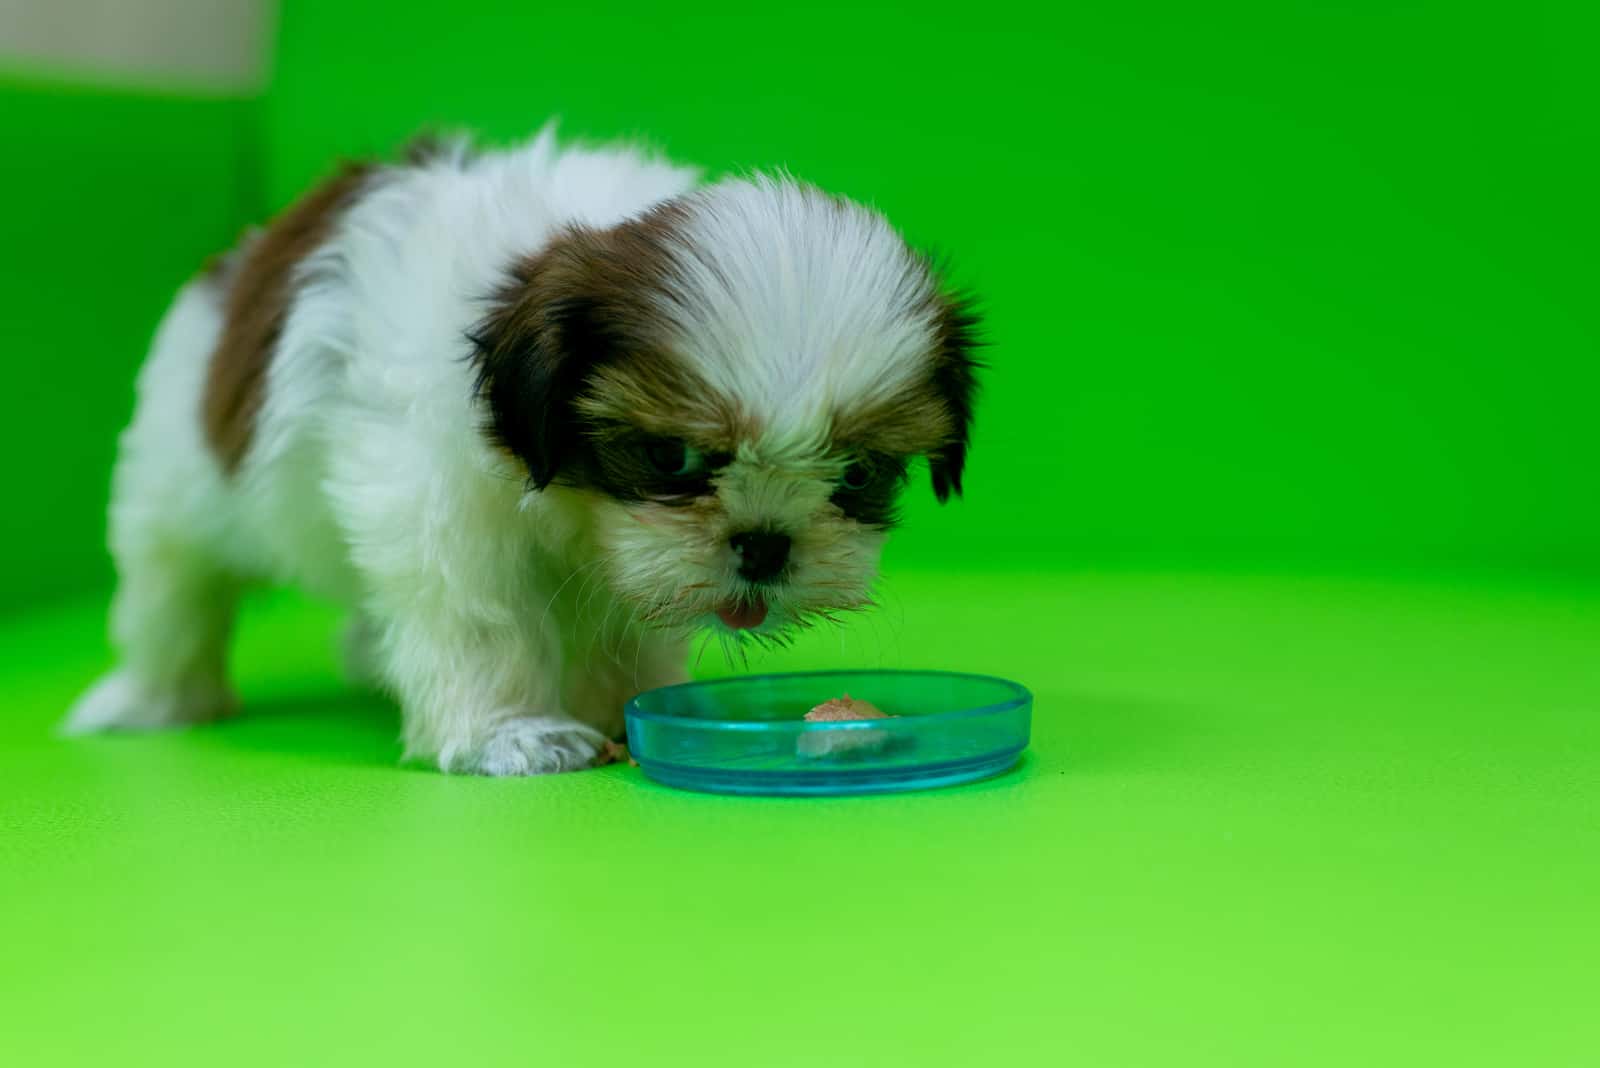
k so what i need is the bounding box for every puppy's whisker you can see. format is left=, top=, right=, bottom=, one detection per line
left=606, top=593, right=636, bottom=664
left=536, top=556, right=607, bottom=641
left=630, top=604, right=649, bottom=692
left=575, top=568, right=609, bottom=626
left=875, top=577, right=907, bottom=669
left=593, top=585, right=635, bottom=672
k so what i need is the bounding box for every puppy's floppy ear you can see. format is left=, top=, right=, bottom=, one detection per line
left=468, top=229, right=617, bottom=489
left=928, top=292, right=984, bottom=503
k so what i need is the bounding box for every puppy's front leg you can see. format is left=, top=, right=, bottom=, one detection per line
left=466, top=714, right=611, bottom=777
left=379, top=613, right=606, bottom=776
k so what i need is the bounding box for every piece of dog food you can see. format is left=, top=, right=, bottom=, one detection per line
left=798, top=693, right=895, bottom=758
left=597, top=739, right=638, bottom=767
left=803, top=693, right=889, bottom=723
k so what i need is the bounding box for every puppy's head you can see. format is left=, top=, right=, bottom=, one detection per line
left=470, top=176, right=980, bottom=638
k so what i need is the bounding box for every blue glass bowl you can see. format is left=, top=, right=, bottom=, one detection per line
left=624, top=670, right=1032, bottom=796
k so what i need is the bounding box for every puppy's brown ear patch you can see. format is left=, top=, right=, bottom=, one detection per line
left=201, top=162, right=375, bottom=473
left=467, top=239, right=604, bottom=488
left=468, top=207, right=693, bottom=489
left=927, top=292, right=983, bottom=502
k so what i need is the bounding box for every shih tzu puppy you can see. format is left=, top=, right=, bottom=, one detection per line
left=65, top=126, right=980, bottom=775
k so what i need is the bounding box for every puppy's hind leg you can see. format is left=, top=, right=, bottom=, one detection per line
left=67, top=274, right=249, bottom=735
left=65, top=538, right=243, bottom=735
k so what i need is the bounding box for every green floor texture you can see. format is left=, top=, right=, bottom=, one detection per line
left=2, top=569, right=1595, bottom=1066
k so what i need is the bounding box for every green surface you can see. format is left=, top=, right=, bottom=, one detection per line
left=3, top=571, right=1597, bottom=1065
left=0, top=75, right=258, bottom=608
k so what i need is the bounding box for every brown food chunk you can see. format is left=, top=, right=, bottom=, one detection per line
left=804, top=693, right=889, bottom=723
left=799, top=694, right=895, bottom=759
left=597, top=739, right=638, bottom=767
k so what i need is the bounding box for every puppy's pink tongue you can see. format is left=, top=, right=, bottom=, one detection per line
left=716, top=597, right=768, bottom=630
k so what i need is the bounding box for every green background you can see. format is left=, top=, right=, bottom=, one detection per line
left=264, top=2, right=1600, bottom=575
left=0, top=76, right=257, bottom=608
left=4, top=2, right=1598, bottom=604
left=2, top=3, right=1597, bottom=1065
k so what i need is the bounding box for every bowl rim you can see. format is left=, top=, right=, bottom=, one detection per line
left=624, top=668, right=1033, bottom=732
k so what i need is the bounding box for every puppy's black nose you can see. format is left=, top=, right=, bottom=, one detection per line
left=729, top=531, right=791, bottom=583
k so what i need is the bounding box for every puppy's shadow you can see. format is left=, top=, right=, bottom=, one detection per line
left=201, top=689, right=409, bottom=770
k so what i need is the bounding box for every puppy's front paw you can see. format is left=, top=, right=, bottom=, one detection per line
left=465, top=715, right=610, bottom=777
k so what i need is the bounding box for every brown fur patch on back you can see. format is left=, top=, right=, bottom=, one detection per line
left=201, top=163, right=374, bottom=472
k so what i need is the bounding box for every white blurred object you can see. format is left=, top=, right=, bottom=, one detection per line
left=0, top=0, right=274, bottom=92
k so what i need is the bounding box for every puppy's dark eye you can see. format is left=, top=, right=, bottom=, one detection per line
left=831, top=451, right=908, bottom=529
left=644, top=439, right=705, bottom=478
left=841, top=459, right=872, bottom=491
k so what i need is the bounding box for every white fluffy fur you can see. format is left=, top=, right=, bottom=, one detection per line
left=66, top=127, right=949, bottom=775
left=656, top=177, right=941, bottom=452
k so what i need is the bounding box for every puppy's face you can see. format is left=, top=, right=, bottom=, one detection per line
left=471, top=178, right=979, bottom=639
